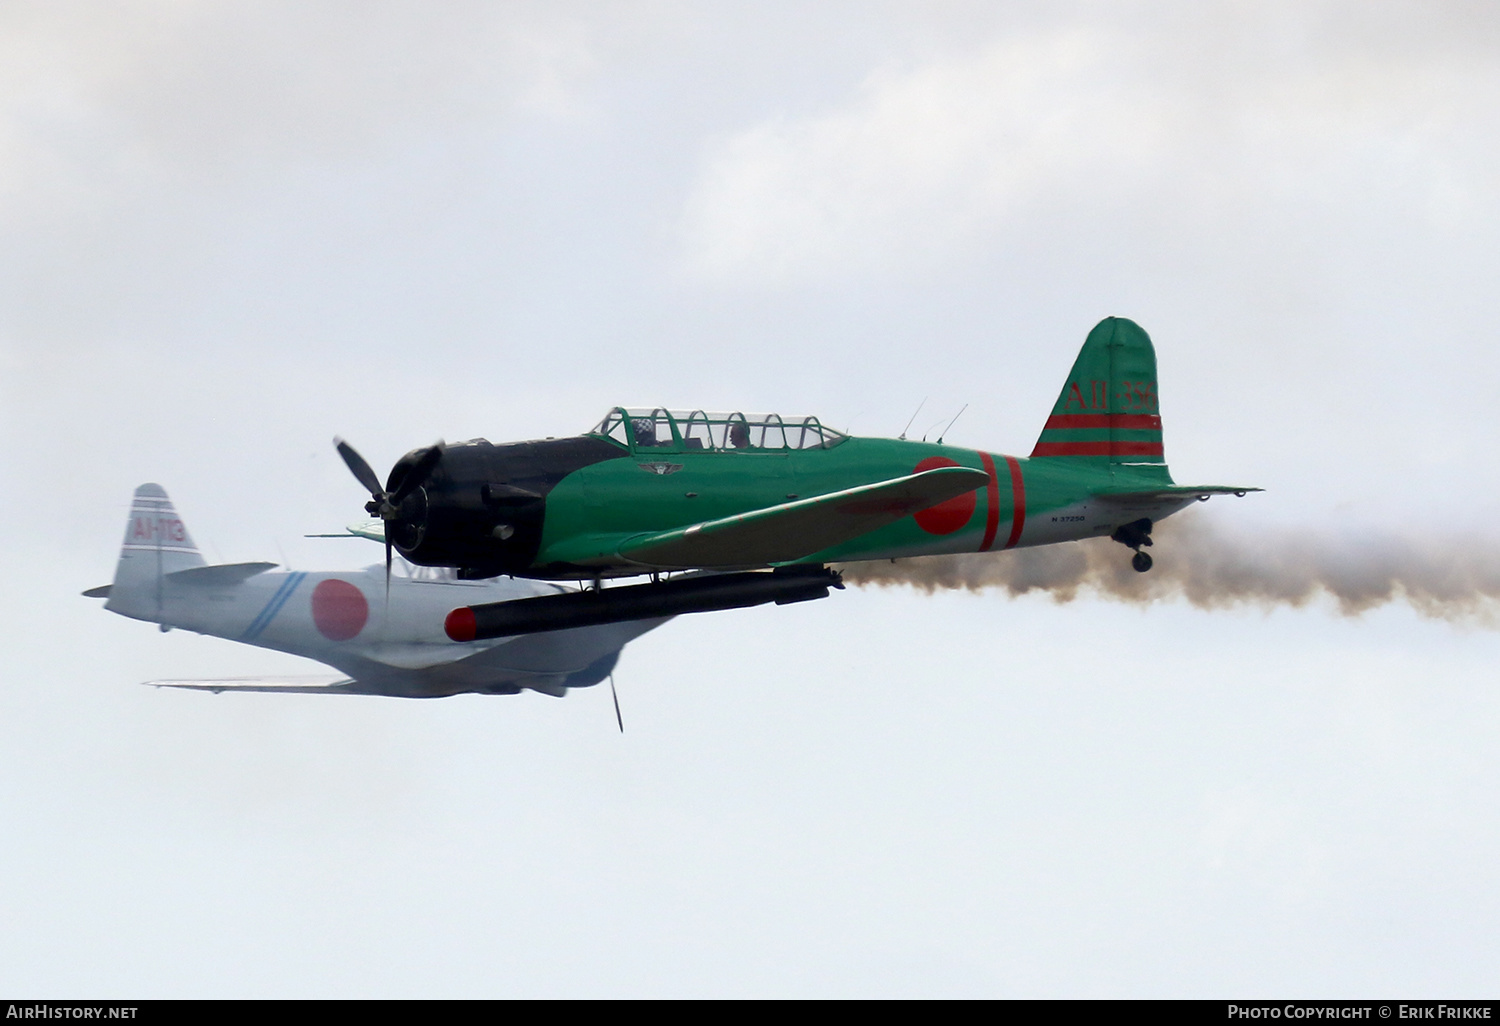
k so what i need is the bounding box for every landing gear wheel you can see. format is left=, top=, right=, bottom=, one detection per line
left=1132, top=551, right=1153, bottom=573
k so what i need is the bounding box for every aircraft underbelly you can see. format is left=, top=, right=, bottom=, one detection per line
left=446, top=618, right=665, bottom=676
left=361, top=619, right=662, bottom=696
left=1017, top=496, right=1195, bottom=547
left=1014, top=499, right=1110, bottom=547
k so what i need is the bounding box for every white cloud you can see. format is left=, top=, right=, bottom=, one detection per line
left=0, top=1, right=605, bottom=213
left=679, top=5, right=1500, bottom=284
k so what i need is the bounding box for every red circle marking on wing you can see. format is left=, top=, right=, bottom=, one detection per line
left=912, top=456, right=977, bottom=536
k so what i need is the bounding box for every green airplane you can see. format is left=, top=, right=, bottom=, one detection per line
left=334, top=317, right=1258, bottom=640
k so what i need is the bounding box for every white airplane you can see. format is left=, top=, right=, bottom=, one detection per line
left=85, top=483, right=669, bottom=700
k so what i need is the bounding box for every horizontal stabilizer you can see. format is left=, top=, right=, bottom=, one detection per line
left=1097, top=485, right=1263, bottom=503
left=163, top=562, right=278, bottom=586
left=305, top=520, right=385, bottom=543
left=619, top=466, right=989, bottom=569
left=82, top=584, right=111, bottom=598
left=145, top=675, right=361, bottom=694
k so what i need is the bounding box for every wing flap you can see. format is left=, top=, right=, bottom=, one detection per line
left=618, top=465, right=989, bottom=569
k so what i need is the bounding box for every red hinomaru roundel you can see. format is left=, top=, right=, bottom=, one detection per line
left=311, top=578, right=368, bottom=641
left=912, top=456, right=976, bottom=535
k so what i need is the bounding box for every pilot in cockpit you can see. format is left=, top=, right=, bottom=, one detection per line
left=728, top=421, right=751, bottom=449
left=632, top=418, right=659, bottom=448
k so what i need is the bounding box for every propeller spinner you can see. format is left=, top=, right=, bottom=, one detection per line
left=334, top=436, right=444, bottom=591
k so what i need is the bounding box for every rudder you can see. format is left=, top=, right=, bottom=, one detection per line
left=1030, top=317, right=1167, bottom=471
left=104, top=484, right=206, bottom=619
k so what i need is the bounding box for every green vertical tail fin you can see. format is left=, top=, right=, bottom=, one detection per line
left=1030, top=317, right=1168, bottom=475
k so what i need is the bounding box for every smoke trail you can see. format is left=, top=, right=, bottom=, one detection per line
left=838, top=511, right=1500, bottom=624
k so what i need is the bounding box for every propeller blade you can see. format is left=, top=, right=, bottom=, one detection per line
left=609, top=674, right=623, bottom=733
left=389, top=441, right=444, bottom=505
left=334, top=437, right=385, bottom=499
left=384, top=535, right=393, bottom=609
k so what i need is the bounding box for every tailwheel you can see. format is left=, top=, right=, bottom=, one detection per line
left=1131, top=551, right=1153, bottom=573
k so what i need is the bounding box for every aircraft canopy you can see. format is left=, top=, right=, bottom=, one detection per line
left=588, top=408, right=847, bottom=452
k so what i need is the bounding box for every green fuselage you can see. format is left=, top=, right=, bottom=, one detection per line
left=529, top=433, right=1177, bottom=576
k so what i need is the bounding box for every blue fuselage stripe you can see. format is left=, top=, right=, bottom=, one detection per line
left=241, top=572, right=307, bottom=641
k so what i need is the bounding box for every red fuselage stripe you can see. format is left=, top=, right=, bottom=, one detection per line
left=1042, top=413, right=1162, bottom=430
left=979, top=451, right=1001, bottom=551
left=1003, top=455, right=1026, bottom=549
left=1031, top=441, right=1165, bottom=457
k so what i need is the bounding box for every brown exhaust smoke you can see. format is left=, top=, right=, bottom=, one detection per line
left=838, top=512, right=1500, bottom=624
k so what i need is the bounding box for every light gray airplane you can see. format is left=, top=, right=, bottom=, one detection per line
left=86, top=483, right=668, bottom=699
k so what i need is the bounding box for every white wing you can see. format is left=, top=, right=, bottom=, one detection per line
left=144, top=675, right=363, bottom=695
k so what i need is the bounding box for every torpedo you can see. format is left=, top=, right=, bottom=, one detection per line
left=445, top=566, right=843, bottom=641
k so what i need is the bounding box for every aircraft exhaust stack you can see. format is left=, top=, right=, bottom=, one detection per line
left=446, top=566, right=843, bottom=641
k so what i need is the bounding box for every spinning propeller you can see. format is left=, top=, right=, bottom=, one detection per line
left=334, top=436, right=443, bottom=596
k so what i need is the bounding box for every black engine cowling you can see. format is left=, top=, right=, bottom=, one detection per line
left=384, top=436, right=626, bottom=577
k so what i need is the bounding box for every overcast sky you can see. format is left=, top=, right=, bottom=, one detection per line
left=4, top=1, right=1500, bottom=997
